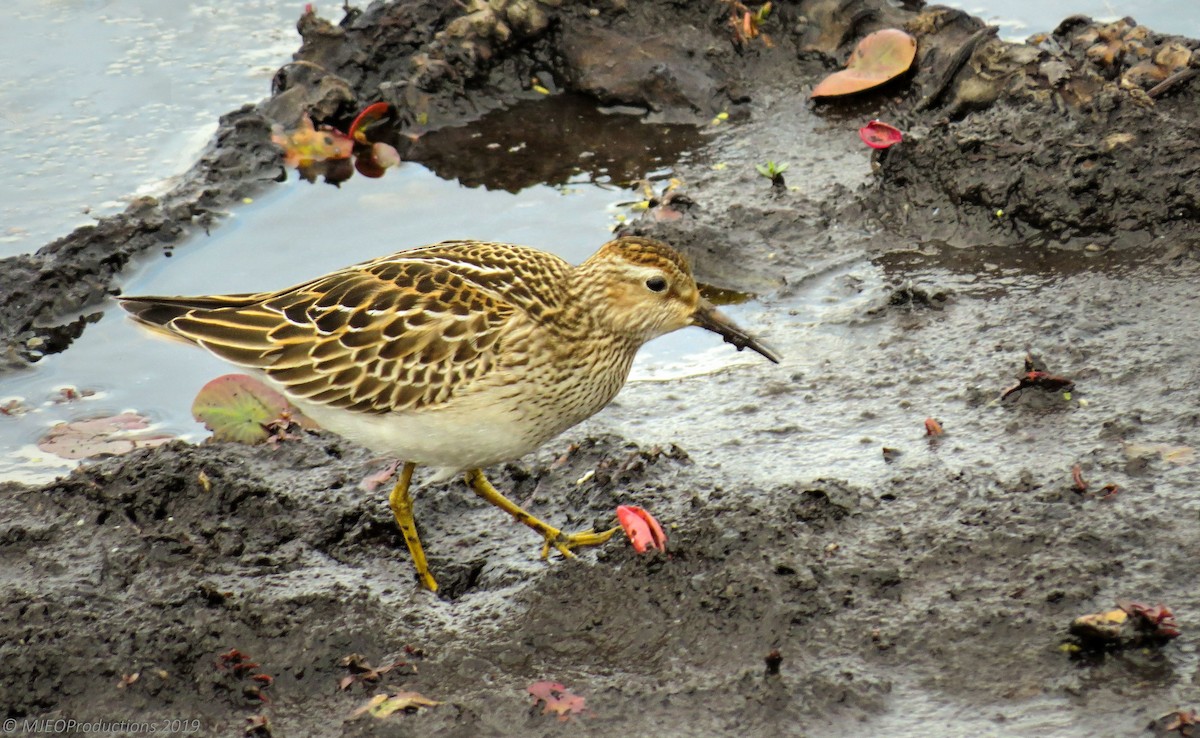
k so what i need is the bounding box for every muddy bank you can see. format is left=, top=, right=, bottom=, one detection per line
left=4, top=0, right=1200, bottom=735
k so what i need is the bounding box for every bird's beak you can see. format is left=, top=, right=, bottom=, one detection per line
left=691, top=299, right=781, bottom=364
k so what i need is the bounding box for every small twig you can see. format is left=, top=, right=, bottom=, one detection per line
left=1147, top=67, right=1199, bottom=99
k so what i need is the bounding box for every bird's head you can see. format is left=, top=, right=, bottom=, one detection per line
left=578, top=237, right=780, bottom=363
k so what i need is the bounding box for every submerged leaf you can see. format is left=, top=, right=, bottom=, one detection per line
left=811, top=29, right=917, bottom=98
left=37, top=413, right=173, bottom=460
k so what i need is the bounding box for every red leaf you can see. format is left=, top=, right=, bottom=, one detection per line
left=616, top=505, right=667, bottom=553
left=859, top=120, right=903, bottom=149
left=348, top=102, right=393, bottom=144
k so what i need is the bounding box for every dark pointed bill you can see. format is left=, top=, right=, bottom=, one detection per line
left=691, top=300, right=781, bottom=364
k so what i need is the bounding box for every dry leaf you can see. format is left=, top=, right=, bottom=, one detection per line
left=1124, top=442, right=1195, bottom=466
left=811, top=29, right=917, bottom=98
left=528, top=681, right=587, bottom=721
left=352, top=692, right=441, bottom=718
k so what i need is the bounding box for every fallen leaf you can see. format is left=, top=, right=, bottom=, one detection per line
left=53, top=386, right=95, bottom=403
left=811, top=29, right=917, bottom=98
left=348, top=102, right=393, bottom=144
left=1124, top=442, right=1195, bottom=466
left=338, top=652, right=415, bottom=690
left=0, top=398, right=29, bottom=416
left=923, top=417, right=943, bottom=436
left=359, top=461, right=401, bottom=493
left=244, top=714, right=270, bottom=736
left=616, top=504, right=667, bottom=553
left=352, top=692, right=441, bottom=718
left=37, top=413, right=173, bottom=460
left=860, top=120, right=904, bottom=149
left=1071, top=463, right=1087, bottom=492
left=355, top=142, right=403, bottom=179
left=271, top=115, right=353, bottom=168
left=528, top=681, right=587, bottom=721
left=1069, top=607, right=1128, bottom=642
left=372, top=142, right=402, bottom=169
left=192, top=374, right=312, bottom=444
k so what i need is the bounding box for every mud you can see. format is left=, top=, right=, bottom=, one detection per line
left=4, top=0, right=1200, bottom=735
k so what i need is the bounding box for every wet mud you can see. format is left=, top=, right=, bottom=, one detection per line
left=4, top=1, right=1200, bottom=735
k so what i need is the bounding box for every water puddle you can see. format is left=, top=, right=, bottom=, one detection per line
left=410, top=94, right=708, bottom=192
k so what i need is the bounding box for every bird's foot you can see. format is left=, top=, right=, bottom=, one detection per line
left=539, top=525, right=621, bottom=560
left=465, top=468, right=620, bottom=563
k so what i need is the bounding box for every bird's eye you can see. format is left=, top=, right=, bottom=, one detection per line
left=645, top=276, right=668, bottom=293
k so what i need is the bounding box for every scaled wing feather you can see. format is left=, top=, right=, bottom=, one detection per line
left=162, top=253, right=525, bottom=414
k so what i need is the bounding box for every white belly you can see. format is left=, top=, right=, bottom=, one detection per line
left=263, top=339, right=634, bottom=478
left=293, top=394, right=543, bottom=477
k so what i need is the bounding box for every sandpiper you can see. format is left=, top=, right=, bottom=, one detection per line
left=120, top=236, right=779, bottom=591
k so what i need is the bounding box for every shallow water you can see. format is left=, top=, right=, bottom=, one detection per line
left=0, top=0, right=296, bottom=254
left=947, top=0, right=1200, bottom=39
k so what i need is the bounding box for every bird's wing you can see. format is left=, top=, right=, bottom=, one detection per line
left=124, top=243, right=571, bottom=414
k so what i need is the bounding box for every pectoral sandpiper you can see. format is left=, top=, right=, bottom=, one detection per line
left=120, top=236, right=779, bottom=591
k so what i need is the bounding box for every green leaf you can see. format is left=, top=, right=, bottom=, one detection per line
left=192, top=374, right=296, bottom=443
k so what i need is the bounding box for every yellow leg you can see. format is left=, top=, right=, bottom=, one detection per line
left=388, top=462, right=438, bottom=592
left=464, top=468, right=619, bottom=559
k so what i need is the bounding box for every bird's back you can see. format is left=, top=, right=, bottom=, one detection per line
left=119, top=241, right=577, bottom=415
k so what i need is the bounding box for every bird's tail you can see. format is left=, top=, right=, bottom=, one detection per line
left=118, top=293, right=265, bottom=328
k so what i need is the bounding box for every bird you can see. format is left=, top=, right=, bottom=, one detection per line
left=119, top=236, right=780, bottom=591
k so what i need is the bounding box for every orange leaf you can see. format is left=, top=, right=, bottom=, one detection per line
left=271, top=115, right=353, bottom=168
left=811, top=29, right=917, bottom=98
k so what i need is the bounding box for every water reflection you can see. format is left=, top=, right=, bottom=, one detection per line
left=408, top=94, right=707, bottom=192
